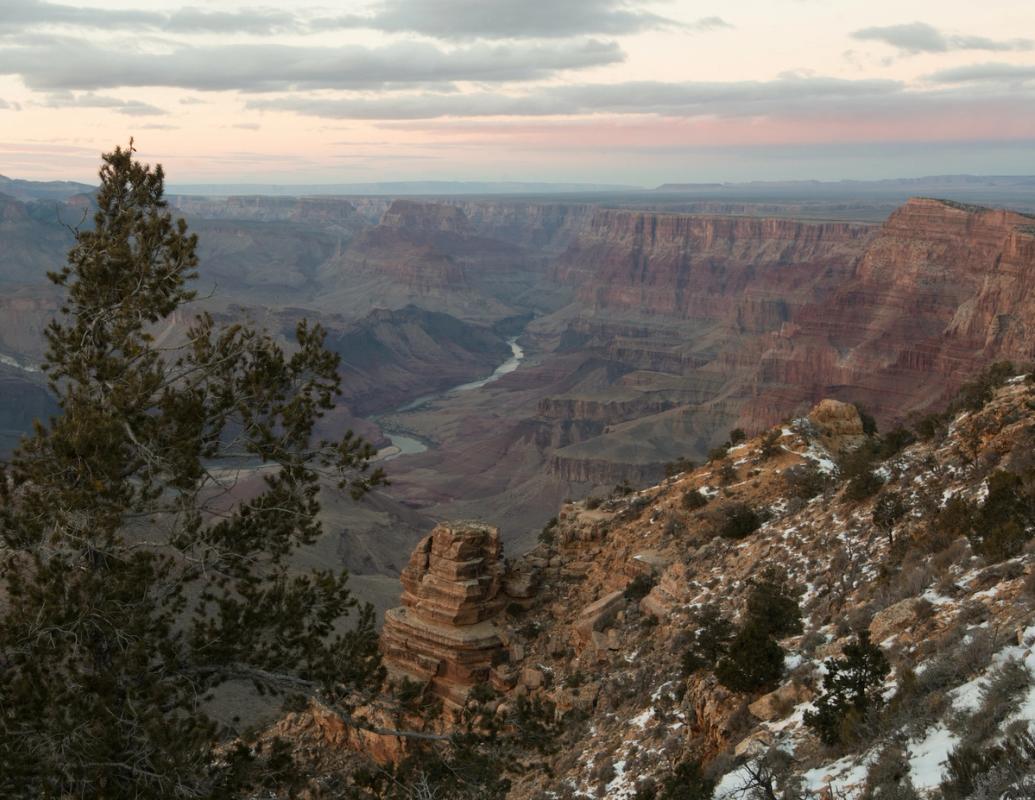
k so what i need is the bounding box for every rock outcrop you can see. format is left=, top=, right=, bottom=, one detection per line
left=380, top=522, right=507, bottom=708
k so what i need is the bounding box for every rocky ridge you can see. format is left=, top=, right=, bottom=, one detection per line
left=349, top=380, right=1035, bottom=799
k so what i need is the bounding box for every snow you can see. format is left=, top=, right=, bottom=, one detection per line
left=802, top=753, right=873, bottom=796
left=908, top=724, right=959, bottom=791
left=605, top=759, right=635, bottom=799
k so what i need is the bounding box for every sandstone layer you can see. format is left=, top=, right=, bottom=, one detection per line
left=380, top=522, right=507, bottom=707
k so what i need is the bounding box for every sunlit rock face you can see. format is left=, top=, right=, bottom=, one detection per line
left=379, top=522, right=506, bottom=708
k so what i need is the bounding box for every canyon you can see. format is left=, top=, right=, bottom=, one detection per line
left=2, top=183, right=1035, bottom=612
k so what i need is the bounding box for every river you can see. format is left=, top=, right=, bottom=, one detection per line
left=374, top=337, right=525, bottom=462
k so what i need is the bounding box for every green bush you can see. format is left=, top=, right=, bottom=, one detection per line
left=729, top=428, right=747, bottom=445
left=970, top=470, right=1034, bottom=561
left=719, top=503, right=763, bottom=539
left=585, top=496, right=602, bottom=510
left=745, top=566, right=803, bottom=638
left=707, top=444, right=730, bottom=462
left=784, top=462, right=831, bottom=500
left=538, top=516, right=558, bottom=546
left=718, top=460, right=738, bottom=485
left=655, top=758, right=715, bottom=800
left=804, top=632, right=890, bottom=746
left=624, top=573, right=656, bottom=602
left=845, top=470, right=884, bottom=502
left=855, top=404, right=878, bottom=436
left=950, top=361, right=1015, bottom=413
left=682, top=489, right=709, bottom=510
left=665, top=458, right=696, bottom=478
left=715, top=622, right=785, bottom=693
left=759, top=429, right=782, bottom=460
left=877, top=427, right=917, bottom=459
left=681, top=603, right=735, bottom=674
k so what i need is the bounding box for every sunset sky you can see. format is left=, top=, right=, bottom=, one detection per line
left=2, top=0, right=1034, bottom=185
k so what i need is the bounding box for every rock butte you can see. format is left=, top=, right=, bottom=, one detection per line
left=380, top=521, right=510, bottom=708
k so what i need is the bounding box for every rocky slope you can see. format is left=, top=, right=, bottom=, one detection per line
left=345, top=377, right=1035, bottom=799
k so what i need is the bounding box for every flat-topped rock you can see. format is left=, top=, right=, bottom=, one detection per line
left=381, top=521, right=507, bottom=709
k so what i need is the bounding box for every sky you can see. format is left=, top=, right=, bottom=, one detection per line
left=1, top=0, right=1034, bottom=186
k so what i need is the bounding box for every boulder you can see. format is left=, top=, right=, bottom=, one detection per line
left=869, top=598, right=919, bottom=644
left=748, top=682, right=813, bottom=722
left=573, top=590, right=626, bottom=642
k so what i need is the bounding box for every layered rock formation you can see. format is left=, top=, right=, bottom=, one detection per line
left=380, top=522, right=507, bottom=708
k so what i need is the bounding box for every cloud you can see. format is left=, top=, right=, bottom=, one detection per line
left=1, top=0, right=712, bottom=41
left=688, top=17, right=733, bottom=32
left=0, top=0, right=297, bottom=35
left=37, top=91, right=167, bottom=115
left=318, top=0, right=683, bottom=39
left=852, top=22, right=1032, bottom=54
left=0, top=38, right=622, bottom=91
left=246, top=76, right=907, bottom=120
left=927, top=62, right=1035, bottom=83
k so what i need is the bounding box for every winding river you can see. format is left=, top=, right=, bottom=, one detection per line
left=374, top=337, right=525, bottom=462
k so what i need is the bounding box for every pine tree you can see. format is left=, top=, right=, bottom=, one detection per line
left=804, top=632, right=890, bottom=747
left=715, top=621, right=785, bottom=693
left=0, top=144, right=387, bottom=797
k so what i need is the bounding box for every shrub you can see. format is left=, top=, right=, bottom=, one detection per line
left=940, top=731, right=1035, bottom=800
left=508, top=695, right=560, bottom=754
left=707, top=444, right=730, bottom=462
left=664, top=458, right=696, bottom=478
left=845, top=470, right=884, bottom=502
left=682, top=489, right=709, bottom=510
left=654, top=758, right=715, bottom=800
left=729, top=428, right=747, bottom=445
left=585, top=496, right=602, bottom=510
left=804, top=631, right=890, bottom=746
left=715, top=622, right=784, bottom=693
left=745, top=566, right=803, bottom=638
left=873, top=491, right=908, bottom=543
left=624, top=573, right=656, bottom=602
left=914, top=412, right=948, bottom=441
left=784, top=462, right=831, bottom=500
left=718, top=460, right=738, bottom=485
left=538, top=516, right=558, bottom=546
left=681, top=604, right=735, bottom=674
left=719, top=503, right=763, bottom=539
left=856, top=405, right=879, bottom=436
left=877, top=427, right=917, bottom=460
left=970, top=470, right=1035, bottom=561
left=759, top=429, right=782, bottom=460
left=949, top=361, right=1015, bottom=414
left=861, top=741, right=920, bottom=800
